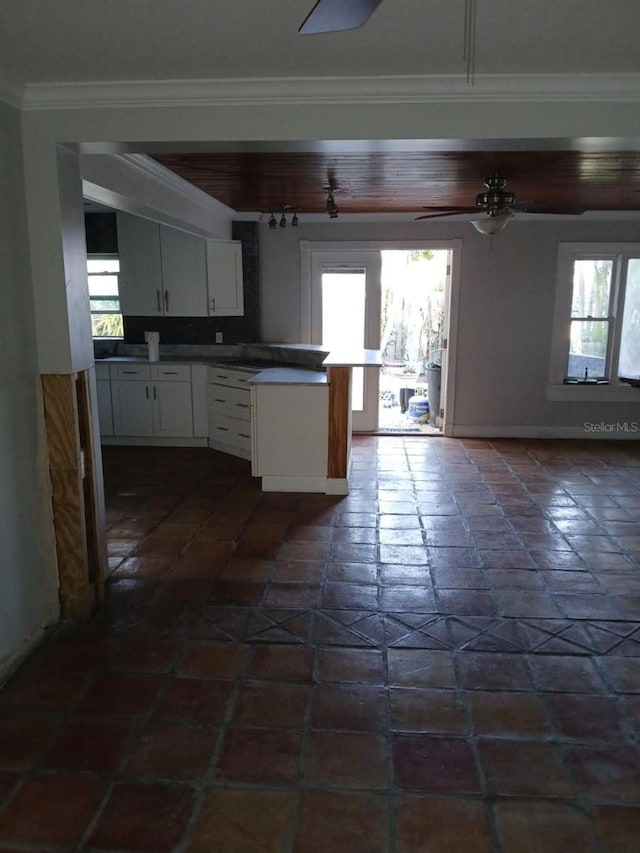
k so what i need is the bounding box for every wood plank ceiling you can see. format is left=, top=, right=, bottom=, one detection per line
left=153, top=149, right=640, bottom=216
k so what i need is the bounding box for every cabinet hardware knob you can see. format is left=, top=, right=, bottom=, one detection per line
left=145, top=386, right=149, bottom=400
left=164, top=290, right=169, bottom=312
left=156, top=290, right=161, bottom=312
left=153, top=386, right=157, bottom=400
left=217, top=426, right=229, bottom=432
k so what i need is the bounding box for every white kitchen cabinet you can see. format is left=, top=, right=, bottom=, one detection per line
left=95, top=363, right=114, bottom=436
left=161, top=227, right=208, bottom=316
left=251, top=383, right=329, bottom=490
left=207, top=365, right=254, bottom=459
left=117, top=214, right=163, bottom=316
left=206, top=240, right=244, bottom=316
left=117, top=213, right=208, bottom=317
left=110, top=362, right=194, bottom=439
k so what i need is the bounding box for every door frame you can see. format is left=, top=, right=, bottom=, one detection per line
left=300, top=240, right=462, bottom=436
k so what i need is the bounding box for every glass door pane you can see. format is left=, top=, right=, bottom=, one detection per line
left=321, top=268, right=366, bottom=410
left=619, top=258, right=640, bottom=378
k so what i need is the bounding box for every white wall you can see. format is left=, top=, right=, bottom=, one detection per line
left=259, top=217, right=640, bottom=435
left=0, top=103, right=59, bottom=681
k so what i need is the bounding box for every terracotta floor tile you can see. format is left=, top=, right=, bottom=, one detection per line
left=79, top=671, right=161, bottom=716
left=0, top=775, right=106, bottom=846
left=271, top=558, right=325, bottom=581
left=111, top=554, right=174, bottom=580
left=564, top=744, right=640, bottom=801
left=469, top=691, right=551, bottom=737
left=456, top=652, right=533, bottom=691
left=38, top=718, right=136, bottom=772
left=316, top=647, right=384, bottom=683
left=0, top=670, right=91, bottom=714
left=392, top=734, right=481, bottom=793
left=279, top=540, right=331, bottom=561
left=124, top=721, right=218, bottom=781
left=390, top=687, right=468, bottom=734
left=0, top=773, right=18, bottom=806
left=293, top=791, right=389, bottom=853
left=154, top=677, right=234, bottom=723
left=381, top=586, right=437, bottom=612
left=87, top=781, right=194, bottom=851
left=304, top=730, right=389, bottom=789
left=216, top=727, right=301, bottom=784
left=247, top=643, right=315, bottom=682
left=265, top=581, right=321, bottom=608
left=327, top=561, right=379, bottom=583
left=0, top=719, right=57, bottom=771
left=107, top=636, right=181, bottom=672
left=544, top=693, right=623, bottom=741
left=219, top=557, right=276, bottom=580
left=597, top=656, right=640, bottom=693
left=311, top=683, right=387, bottom=731
left=176, top=641, right=247, bottom=679
left=396, top=796, right=493, bottom=853
left=187, top=788, right=294, bottom=853
left=493, top=800, right=598, bottom=853
left=527, top=655, right=606, bottom=693
left=437, top=589, right=497, bottom=616
left=233, top=680, right=310, bottom=728
left=207, top=580, right=266, bottom=606
left=387, top=647, right=456, bottom=687
left=479, top=738, right=573, bottom=797
left=592, top=804, right=640, bottom=853
left=322, top=582, right=378, bottom=610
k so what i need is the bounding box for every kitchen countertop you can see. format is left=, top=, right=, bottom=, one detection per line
left=249, top=368, right=328, bottom=385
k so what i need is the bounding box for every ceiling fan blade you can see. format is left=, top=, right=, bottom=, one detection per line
left=299, top=0, right=384, bottom=34
left=510, top=202, right=586, bottom=215
left=415, top=209, right=477, bottom=220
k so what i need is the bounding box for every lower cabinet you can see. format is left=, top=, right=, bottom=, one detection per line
left=95, top=363, right=114, bottom=436
left=251, top=382, right=329, bottom=490
left=207, top=366, right=254, bottom=459
left=109, top=363, right=194, bottom=440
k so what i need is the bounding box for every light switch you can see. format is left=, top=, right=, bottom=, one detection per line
left=215, top=332, right=223, bottom=343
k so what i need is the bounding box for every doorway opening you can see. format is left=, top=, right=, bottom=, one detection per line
left=377, top=249, right=450, bottom=435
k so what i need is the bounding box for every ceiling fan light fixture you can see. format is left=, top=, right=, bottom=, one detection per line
left=472, top=213, right=512, bottom=236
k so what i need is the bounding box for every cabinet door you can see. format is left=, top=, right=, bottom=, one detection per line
left=117, top=213, right=163, bottom=315
left=152, top=381, right=194, bottom=437
left=206, top=241, right=244, bottom=316
left=160, top=227, right=208, bottom=317
left=96, top=380, right=114, bottom=436
left=111, top=380, right=154, bottom=436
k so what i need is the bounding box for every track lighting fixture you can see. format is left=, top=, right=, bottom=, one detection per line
left=266, top=206, right=299, bottom=230
left=325, top=185, right=339, bottom=219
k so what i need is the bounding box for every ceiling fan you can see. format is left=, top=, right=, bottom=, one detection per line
left=299, top=0, right=384, bottom=34
left=415, top=174, right=586, bottom=235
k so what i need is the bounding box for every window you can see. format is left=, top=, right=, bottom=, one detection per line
left=87, top=255, right=123, bottom=338
left=550, top=243, right=640, bottom=392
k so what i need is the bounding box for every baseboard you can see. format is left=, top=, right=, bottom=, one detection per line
left=101, top=436, right=209, bottom=447
left=449, top=424, right=640, bottom=440
left=260, top=475, right=331, bottom=493
left=0, top=627, right=51, bottom=689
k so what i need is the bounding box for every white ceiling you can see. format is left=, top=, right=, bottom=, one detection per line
left=2, top=0, right=640, bottom=88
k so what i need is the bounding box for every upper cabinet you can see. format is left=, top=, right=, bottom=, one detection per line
left=206, top=240, right=244, bottom=316
left=117, top=212, right=244, bottom=318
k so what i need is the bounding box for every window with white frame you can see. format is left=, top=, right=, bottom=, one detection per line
left=550, top=243, right=640, bottom=387
left=87, top=255, right=123, bottom=338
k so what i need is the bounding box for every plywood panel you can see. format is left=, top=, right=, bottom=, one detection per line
left=327, top=366, right=351, bottom=479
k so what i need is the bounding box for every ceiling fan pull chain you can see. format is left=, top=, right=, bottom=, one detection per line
left=463, top=0, right=476, bottom=85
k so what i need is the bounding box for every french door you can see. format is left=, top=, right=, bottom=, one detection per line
left=309, top=250, right=381, bottom=431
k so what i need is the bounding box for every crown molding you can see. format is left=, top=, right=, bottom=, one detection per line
left=113, top=153, right=236, bottom=218
left=20, top=73, right=640, bottom=111
left=0, top=82, right=24, bottom=109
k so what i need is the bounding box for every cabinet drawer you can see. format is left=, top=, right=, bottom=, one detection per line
left=111, top=363, right=150, bottom=381
left=209, top=413, right=252, bottom=451
left=207, top=366, right=254, bottom=389
left=150, top=363, right=192, bottom=382
left=208, top=385, right=251, bottom=420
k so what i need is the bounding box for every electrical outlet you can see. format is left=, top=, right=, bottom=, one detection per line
left=215, top=332, right=223, bottom=344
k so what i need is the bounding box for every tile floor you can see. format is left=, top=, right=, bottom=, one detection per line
left=1, top=437, right=640, bottom=851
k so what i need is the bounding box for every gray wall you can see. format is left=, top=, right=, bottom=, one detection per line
left=0, top=103, right=58, bottom=679
left=259, top=217, right=640, bottom=434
